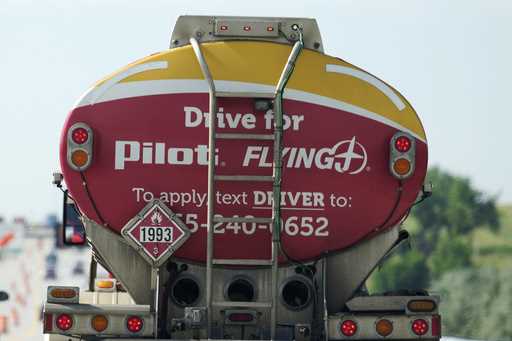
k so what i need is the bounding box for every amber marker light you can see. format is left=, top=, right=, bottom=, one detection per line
left=96, top=280, right=115, bottom=289
left=50, top=288, right=77, bottom=299
left=392, top=158, right=411, bottom=176
left=407, top=299, right=436, bottom=312
left=71, top=149, right=89, bottom=168
left=91, top=315, right=109, bottom=332
left=376, top=319, right=393, bottom=337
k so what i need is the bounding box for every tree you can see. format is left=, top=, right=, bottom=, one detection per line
left=371, top=167, right=499, bottom=292
left=428, top=229, right=471, bottom=279
left=414, top=167, right=499, bottom=245
left=432, top=268, right=512, bottom=340
left=372, top=249, right=430, bottom=292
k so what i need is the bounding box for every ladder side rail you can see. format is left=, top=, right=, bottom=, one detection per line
left=271, top=27, right=305, bottom=340
left=189, top=37, right=217, bottom=338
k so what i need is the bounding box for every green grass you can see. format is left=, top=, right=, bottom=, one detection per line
left=472, top=205, right=512, bottom=268
left=498, top=204, right=512, bottom=238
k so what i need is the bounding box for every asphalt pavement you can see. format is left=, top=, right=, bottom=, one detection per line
left=0, top=228, right=89, bottom=341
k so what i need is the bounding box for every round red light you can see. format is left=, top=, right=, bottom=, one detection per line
left=56, top=313, right=73, bottom=331
left=126, top=316, right=143, bottom=333
left=341, top=319, right=357, bottom=336
left=72, top=127, right=89, bottom=144
left=412, top=319, right=429, bottom=335
left=395, top=135, right=411, bottom=152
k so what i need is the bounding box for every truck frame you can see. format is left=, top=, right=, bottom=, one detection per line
left=44, top=15, right=440, bottom=341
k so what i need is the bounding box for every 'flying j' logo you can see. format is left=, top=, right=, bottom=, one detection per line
left=243, top=136, right=368, bottom=175
left=330, top=137, right=368, bottom=174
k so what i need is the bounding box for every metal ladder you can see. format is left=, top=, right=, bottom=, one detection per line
left=190, top=28, right=304, bottom=340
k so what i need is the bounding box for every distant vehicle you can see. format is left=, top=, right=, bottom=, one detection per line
left=46, top=252, right=58, bottom=266
left=72, top=261, right=85, bottom=276
left=0, top=291, right=8, bottom=302
left=0, top=314, right=8, bottom=334
left=45, top=266, right=57, bottom=280
left=45, top=251, right=59, bottom=280
left=13, top=216, right=27, bottom=227
left=46, top=214, right=59, bottom=229
left=0, top=224, right=22, bottom=255
left=0, top=232, right=14, bottom=248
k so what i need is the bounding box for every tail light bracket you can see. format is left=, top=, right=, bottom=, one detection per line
left=389, top=131, right=416, bottom=180
left=67, top=122, right=93, bottom=171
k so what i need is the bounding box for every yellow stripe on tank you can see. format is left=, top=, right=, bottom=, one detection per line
left=92, top=41, right=426, bottom=141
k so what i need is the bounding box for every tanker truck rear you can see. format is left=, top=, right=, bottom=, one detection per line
left=44, top=16, right=440, bottom=341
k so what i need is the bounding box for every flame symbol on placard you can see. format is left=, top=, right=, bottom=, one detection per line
left=151, top=211, right=163, bottom=225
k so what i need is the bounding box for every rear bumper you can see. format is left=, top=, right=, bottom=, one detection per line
left=328, top=313, right=441, bottom=340
left=43, top=302, right=154, bottom=338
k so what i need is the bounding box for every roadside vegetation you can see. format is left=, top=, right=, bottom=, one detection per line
left=367, top=167, right=511, bottom=340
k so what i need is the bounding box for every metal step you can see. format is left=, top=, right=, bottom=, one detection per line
left=213, top=301, right=272, bottom=309
left=214, top=175, right=273, bottom=182
left=213, top=216, right=272, bottom=224
left=216, top=91, right=275, bottom=99
left=191, top=30, right=303, bottom=340
left=212, top=259, right=273, bottom=266
left=216, top=133, right=275, bottom=140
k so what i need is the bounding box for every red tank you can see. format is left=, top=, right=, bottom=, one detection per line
left=60, top=40, right=427, bottom=263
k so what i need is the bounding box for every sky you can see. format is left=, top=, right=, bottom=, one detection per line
left=0, top=0, right=511, bottom=222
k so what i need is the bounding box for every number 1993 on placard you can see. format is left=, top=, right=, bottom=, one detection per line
left=140, top=226, right=173, bottom=242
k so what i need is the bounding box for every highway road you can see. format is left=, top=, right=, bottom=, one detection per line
left=0, top=226, right=477, bottom=341
left=0, top=227, right=89, bottom=341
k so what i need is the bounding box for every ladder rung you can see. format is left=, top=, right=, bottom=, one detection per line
left=213, top=301, right=272, bottom=309
left=216, top=133, right=275, bottom=141
left=216, top=91, right=275, bottom=99
left=213, top=217, right=272, bottom=224
left=213, top=259, right=273, bottom=266
left=215, top=175, right=273, bottom=182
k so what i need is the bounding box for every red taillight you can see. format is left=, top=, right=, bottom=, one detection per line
left=431, top=315, right=441, bottom=337
left=228, top=313, right=254, bottom=323
left=126, top=316, right=143, bottom=333
left=56, top=313, right=73, bottom=331
left=411, top=318, right=429, bottom=335
left=71, top=127, right=89, bottom=144
left=220, top=25, right=228, bottom=31
left=43, top=313, right=53, bottom=332
left=243, top=25, right=251, bottom=31
left=394, top=135, right=411, bottom=152
left=340, top=319, right=357, bottom=336
left=71, top=232, right=85, bottom=244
